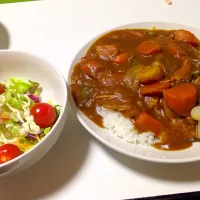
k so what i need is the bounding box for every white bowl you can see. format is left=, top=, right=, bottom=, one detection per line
left=0, top=50, right=67, bottom=176
left=68, top=22, right=200, bottom=163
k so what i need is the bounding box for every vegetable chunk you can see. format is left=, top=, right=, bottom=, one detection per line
left=137, top=40, right=161, bottom=55
left=163, top=83, right=196, bottom=116
left=140, top=80, right=171, bottom=96
left=135, top=112, right=164, bottom=135
left=174, top=29, right=199, bottom=46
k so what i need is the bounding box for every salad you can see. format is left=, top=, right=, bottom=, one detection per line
left=0, top=77, right=61, bottom=164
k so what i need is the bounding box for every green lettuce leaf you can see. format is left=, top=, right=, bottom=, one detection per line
left=54, top=105, right=61, bottom=118
left=44, top=127, right=51, bottom=135
left=8, top=77, right=31, bottom=94
left=4, top=119, right=21, bottom=138
left=4, top=90, right=24, bottom=109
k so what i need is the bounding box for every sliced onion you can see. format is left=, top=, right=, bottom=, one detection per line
left=28, top=94, right=40, bottom=103
left=25, top=132, right=37, bottom=140
left=29, top=129, right=44, bottom=135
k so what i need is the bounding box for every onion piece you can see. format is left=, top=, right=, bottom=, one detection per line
left=101, top=104, right=132, bottom=111
left=28, top=94, right=40, bottom=103
left=96, top=95, right=116, bottom=99
left=191, top=106, right=200, bottom=121
left=29, top=129, right=44, bottom=135
left=25, top=132, right=37, bottom=140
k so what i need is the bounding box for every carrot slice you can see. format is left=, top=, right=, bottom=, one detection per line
left=35, top=134, right=40, bottom=142
left=137, top=40, right=161, bottom=55
left=171, top=59, right=191, bottom=81
left=163, top=99, right=177, bottom=119
left=166, top=43, right=187, bottom=59
left=140, top=80, right=171, bottom=96
left=174, top=29, right=199, bottom=47
left=163, top=83, right=196, bottom=116
left=113, top=53, right=129, bottom=64
left=135, top=112, right=164, bottom=135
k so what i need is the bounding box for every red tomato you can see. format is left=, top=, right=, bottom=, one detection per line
left=0, top=84, right=5, bottom=94
left=0, top=144, right=21, bottom=164
left=30, top=103, right=57, bottom=128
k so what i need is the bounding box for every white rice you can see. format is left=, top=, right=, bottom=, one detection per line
left=96, top=106, right=159, bottom=146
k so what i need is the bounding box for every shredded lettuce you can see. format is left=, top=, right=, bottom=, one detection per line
left=0, top=124, right=12, bottom=139
left=7, top=77, right=32, bottom=94
left=54, top=105, right=61, bottom=118
left=17, top=136, right=37, bottom=152
left=2, top=104, right=10, bottom=113
left=4, top=119, right=21, bottom=137
left=5, top=90, right=24, bottom=109
left=44, top=127, right=51, bottom=135
left=3, top=78, right=37, bottom=110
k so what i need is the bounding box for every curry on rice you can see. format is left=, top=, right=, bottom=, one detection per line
left=71, top=28, right=200, bottom=151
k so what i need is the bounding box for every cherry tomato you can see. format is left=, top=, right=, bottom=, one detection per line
left=0, top=144, right=21, bottom=164
left=30, top=103, right=57, bottom=128
left=0, top=84, right=5, bottom=94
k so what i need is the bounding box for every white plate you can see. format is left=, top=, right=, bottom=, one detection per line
left=68, top=22, right=200, bottom=163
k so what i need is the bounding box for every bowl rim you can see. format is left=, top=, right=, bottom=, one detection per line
left=0, top=50, right=68, bottom=168
left=67, top=21, right=200, bottom=164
